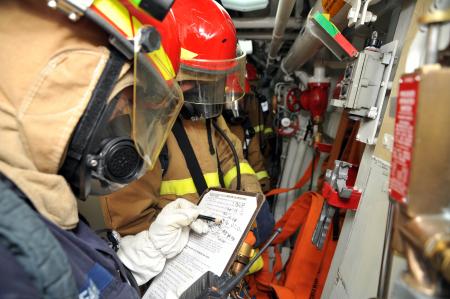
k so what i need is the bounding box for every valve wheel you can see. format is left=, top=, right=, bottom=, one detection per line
left=286, top=88, right=302, bottom=112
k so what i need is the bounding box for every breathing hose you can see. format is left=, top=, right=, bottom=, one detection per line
left=212, top=119, right=241, bottom=191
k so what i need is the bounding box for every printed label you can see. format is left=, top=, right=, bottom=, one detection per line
left=389, top=74, right=419, bottom=204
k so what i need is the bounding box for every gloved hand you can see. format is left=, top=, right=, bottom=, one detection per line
left=149, top=198, right=209, bottom=258
left=117, top=198, right=209, bottom=285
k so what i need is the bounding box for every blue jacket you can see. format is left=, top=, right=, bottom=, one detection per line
left=0, top=174, right=140, bottom=299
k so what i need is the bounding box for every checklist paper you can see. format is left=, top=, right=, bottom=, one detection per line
left=144, top=190, right=259, bottom=299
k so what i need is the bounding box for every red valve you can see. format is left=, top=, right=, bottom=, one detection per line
left=286, top=88, right=302, bottom=112
left=300, top=82, right=330, bottom=123
left=276, top=116, right=300, bottom=137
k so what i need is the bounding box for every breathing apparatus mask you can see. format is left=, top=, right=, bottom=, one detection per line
left=60, top=25, right=183, bottom=199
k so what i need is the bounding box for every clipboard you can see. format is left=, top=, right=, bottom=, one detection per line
left=198, top=188, right=265, bottom=276
left=144, top=188, right=265, bottom=299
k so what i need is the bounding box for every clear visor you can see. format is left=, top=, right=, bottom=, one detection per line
left=177, top=46, right=246, bottom=106
left=133, top=27, right=184, bottom=169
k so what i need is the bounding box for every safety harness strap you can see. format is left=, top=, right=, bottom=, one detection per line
left=171, top=118, right=208, bottom=196
left=265, top=155, right=320, bottom=197
left=158, top=143, right=169, bottom=177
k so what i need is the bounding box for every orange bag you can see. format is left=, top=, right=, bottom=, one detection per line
left=247, top=192, right=337, bottom=299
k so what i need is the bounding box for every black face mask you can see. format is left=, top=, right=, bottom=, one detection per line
left=59, top=50, right=145, bottom=200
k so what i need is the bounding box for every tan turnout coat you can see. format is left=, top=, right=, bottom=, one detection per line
left=101, top=116, right=261, bottom=235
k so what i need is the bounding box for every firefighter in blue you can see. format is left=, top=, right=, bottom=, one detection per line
left=0, top=0, right=209, bottom=298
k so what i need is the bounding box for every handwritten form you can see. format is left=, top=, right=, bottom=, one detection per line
left=144, top=190, right=257, bottom=299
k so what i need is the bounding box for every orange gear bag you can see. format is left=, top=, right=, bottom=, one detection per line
left=247, top=192, right=337, bottom=299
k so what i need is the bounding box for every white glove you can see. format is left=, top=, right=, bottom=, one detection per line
left=117, top=198, right=208, bottom=285
left=149, top=198, right=209, bottom=258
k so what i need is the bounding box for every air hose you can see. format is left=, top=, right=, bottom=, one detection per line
left=212, top=119, right=241, bottom=191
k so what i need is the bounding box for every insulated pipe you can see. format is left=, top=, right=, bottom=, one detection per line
left=233, top=17, right=301, bottom=29
left=279, top=1, right=350, bottom=76
left=285, top=138, right=310, bottom=207
left=294, top=70, right=310, bottom=89
left=237, top=32, right=298, bottom=40
left=266, top=0, right=298, bottom=66
left=274, top=136, right=298, bottom=221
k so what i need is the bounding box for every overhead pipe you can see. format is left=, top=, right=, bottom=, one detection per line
left=237, top=32, right=298, bottom=40
left=266, top=0, right=298, bottom=67
left=233, top=17, right=301, bottom=29
left=278, top=1, right=351, bottom=77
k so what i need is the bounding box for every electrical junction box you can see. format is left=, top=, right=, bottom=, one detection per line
left=332, top=40, right=398, bottom=144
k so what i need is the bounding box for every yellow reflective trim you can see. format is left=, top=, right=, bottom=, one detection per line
left=180, top=48, right=199, bottom=60
left=160, top=172, right=221, bottom=196
left=256, top=170, right=269, bottom=180
left=253, top=124, right=264, bottom=133
left=224, top=163, right=256, bottom=188
left=247, top=249, right=264, bottom=274
left=264, top=127, right=273, bottom=134
left=93, top=1, right=175, bottom=80
left=148, top=47, right=176, bottom=80
left=93, top=0, right=134, bottom=38
left=130, top=12, right=175, bottom=79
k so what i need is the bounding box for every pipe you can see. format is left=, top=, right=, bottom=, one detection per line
left=294, top=70, right=310, bottom=89
left=233, top=17, right=302, bottom=29
left=425, top=24, right=441, bottom=64
left=237, top=32, right=298, bottom=40
left=279, top=1, right=351, bottom=76
left=274, top=137, right=298, bottom=221
left=285, top=138, right=310, bottom=207
left=267, top=0, right=298, bottom=66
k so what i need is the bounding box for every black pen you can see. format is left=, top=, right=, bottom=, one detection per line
left=198, top=214, right=223, bottom=224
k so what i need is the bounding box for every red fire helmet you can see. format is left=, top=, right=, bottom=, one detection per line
left=172, top=0, right=247, bottom=112
left=172, top=0, right=240, bottom=72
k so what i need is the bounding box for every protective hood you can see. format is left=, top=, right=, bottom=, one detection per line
left=0, top=1, right=118, bottom=229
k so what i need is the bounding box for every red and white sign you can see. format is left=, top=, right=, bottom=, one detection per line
left=389, top=74, right=420, bottom=204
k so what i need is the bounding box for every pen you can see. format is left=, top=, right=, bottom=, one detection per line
left=198, top=214, right=223, bottom=224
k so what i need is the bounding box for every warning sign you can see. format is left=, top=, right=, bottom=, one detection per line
left=389, top=74, right=419, bottom=204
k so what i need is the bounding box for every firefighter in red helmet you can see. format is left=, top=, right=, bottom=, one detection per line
left=100, top=0, right=274, bottom=278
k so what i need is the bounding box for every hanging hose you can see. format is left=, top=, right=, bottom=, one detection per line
left=206, top=119, right=215, bottom=155
left=213, top=119, right=241, bottom=191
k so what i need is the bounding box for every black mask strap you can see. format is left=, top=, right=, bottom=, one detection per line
left=60, top=48, right=126, bottom=193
